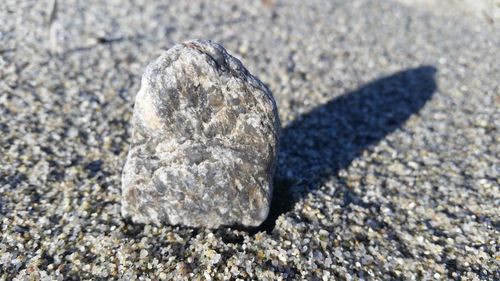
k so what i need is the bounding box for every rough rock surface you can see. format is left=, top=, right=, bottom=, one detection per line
left=121, top=40, right=280, bottom=228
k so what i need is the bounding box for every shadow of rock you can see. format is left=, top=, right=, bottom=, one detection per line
left=256, top=66, right=437, bottom=233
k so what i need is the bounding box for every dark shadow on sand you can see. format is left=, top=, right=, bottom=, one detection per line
left=254, top=66, right=437, bottom=233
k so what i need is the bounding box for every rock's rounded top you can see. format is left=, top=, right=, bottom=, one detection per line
left=135, top=39, right=279, bottom=138
left=145, top=39, right=274, bottom=101
left=122, top=39, right=280, bottom=228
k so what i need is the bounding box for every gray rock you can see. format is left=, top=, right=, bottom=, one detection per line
left=121, top=39, right=280, bottom=228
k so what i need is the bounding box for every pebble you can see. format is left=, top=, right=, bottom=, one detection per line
left=121, top=40, right=280, bottom=228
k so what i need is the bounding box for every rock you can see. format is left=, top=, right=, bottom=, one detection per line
left=121, top=39, right=280, bottom=228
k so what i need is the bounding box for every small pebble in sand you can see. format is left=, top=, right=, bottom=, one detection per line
left=121, top=39, right=280, bottom=228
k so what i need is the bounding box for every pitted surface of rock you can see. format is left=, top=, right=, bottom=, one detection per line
left=121, top=40, right=280, bottom=228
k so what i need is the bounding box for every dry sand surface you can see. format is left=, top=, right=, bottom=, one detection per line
left=1, top=0, right=499, bottom=280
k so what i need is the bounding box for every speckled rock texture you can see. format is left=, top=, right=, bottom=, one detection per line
left=121, top=40, right=280, bottom=228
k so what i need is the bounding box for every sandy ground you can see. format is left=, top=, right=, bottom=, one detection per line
left=395, top=0, right=499, bottom=22
left=1, top=0, right=499, bottom=280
